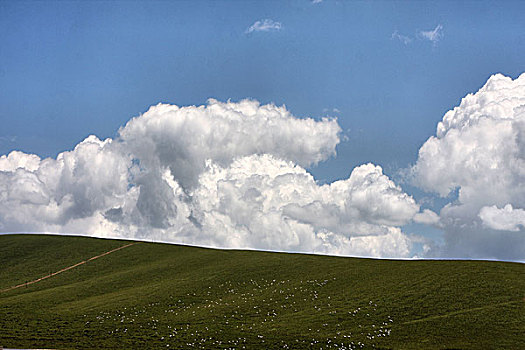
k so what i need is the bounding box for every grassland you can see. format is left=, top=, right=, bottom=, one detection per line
left=0, top=234, right=523, bottom=349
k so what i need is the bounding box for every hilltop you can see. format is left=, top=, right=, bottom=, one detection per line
left=0, top=234, right=523, bottom=349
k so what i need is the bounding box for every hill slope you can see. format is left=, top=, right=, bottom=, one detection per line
left=0, top=234, right=523, bottom=349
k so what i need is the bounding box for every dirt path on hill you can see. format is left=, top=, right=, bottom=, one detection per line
left=0, top=242, right=136, bottom=293
left=401, top=299, right=520, bottom=325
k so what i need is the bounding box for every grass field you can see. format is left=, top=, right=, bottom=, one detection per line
left=0, top=234, right=523, bottom=349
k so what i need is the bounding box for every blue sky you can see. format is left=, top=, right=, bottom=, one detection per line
left=2, top=1, right=523, bottom=174
left=1, top=1, right=524, bottom=259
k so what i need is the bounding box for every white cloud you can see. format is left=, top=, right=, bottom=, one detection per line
left=0, top=136, right=133, bottom=232
left=246, top=19, right=282, bottom=34
left=312, top=0, right=323, bottom=4
left=322, top=107, right=341, bottom=114
left=391, top=30, right=412, bottom=45
left=419, top=24, right=443, bottom=44
left=392, top=25, right=444, bottom=46
left=191, top=156, right=418, bottom=257
left=413, top=209, right=440, bottom=225
left=118, top=99, right=341, bottom=189
left=0, top=99, right=424, bottom=258
left=479, top=204, right=525, bottom=231
left=412, top=73, right=525, bottom=259
left=0, top=151, right=41, bottom=172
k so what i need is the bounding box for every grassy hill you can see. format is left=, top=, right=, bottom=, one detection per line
left=0, top=234, right=523, bottom=349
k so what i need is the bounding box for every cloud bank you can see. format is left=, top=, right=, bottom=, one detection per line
left=3, top=74, right=523, bottom=260
left=412, top=73, right=525, bottom=259
left=0, top=99, right=423, bottom=258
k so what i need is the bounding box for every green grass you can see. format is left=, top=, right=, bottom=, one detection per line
left=0, top=234, right=523, bottom=349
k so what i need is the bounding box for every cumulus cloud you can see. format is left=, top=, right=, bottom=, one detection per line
left=118, top=99, right=340, bottom=189
left=0, top=151, right=41, bottom=172
left=413, top=209, right=440, bottom=225
left=418, top=24, right=443, bottom=44
left=412, top=73, right=525, bottom=259
left=188, top=156, right=418, bottom=256
left=0, top=99, right=424, bottom=258
left=5, top=76, right=524, bottom=260
left=0, top=136, right=133, bottom=233
left=479, top=204, right=525, bottom=232
left=246, top=19, right=282, bottom=34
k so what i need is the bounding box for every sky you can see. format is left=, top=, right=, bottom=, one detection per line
left=1, top=0, right=524, bottom=260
